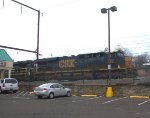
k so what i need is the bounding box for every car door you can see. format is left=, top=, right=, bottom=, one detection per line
left=58, top=84, right=67, bottom=96
left=53, top=84, right=61, bottom=96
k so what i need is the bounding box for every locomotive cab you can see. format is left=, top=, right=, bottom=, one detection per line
left=109, top=51, right=125, bottom=69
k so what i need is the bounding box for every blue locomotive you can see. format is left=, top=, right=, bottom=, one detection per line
left=11, top=50, right=136, bottom=81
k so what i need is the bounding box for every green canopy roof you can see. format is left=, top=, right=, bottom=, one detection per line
left=0, top=49, right=13, bottom=62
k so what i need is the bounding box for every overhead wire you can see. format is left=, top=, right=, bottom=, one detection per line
left=1, top=0, right=150, bottom=56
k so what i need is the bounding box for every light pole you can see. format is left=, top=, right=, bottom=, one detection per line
left=101, top=6, right=117, bottom=85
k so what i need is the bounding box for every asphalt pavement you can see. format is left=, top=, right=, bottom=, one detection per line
left=0, top=91, right=150, bottom=118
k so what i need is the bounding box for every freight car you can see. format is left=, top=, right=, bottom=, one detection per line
left=10, top=50, right=136, bottom=81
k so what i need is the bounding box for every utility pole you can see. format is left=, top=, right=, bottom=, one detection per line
left=11, top=0, right=41, bottom=60
left=3, top=0, right=4, bottom=8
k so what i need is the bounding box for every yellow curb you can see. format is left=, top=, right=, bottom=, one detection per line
left=29, top=92, right=35, bottom=95
left=81, top=94, right=98, bottom=97
left=130, top=96, right=149, bottom=99
left=71, top=94, right=77, bottom=96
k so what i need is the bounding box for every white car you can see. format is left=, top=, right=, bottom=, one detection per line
left=34, top=83, right=71, bottom=99
left=0, top=78, right=19, bottom=93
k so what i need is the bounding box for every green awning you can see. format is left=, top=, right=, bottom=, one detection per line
left=0, top=49, right=13, bottom=62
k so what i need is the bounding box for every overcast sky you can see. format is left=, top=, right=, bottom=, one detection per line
left=0, top=0, right=150, bottom=61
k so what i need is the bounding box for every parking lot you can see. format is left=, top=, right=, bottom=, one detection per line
left=0, top=91, right=150, bottom=118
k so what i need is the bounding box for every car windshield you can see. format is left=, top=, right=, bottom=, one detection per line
left=5, top=79, right=17, bottom=84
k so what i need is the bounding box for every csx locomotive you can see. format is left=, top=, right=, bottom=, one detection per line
left=11, top=50, right=136, bottom=81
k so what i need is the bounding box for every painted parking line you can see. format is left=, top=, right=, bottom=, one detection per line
left=16, top=91, right=25, bottom=96
left=102, top=96, right=128, bottom=104
left=138, top=99, right=150, bottom=106
left=72, top=96, right=103, bottom=103
left=23, top=92, right=28, bottom=96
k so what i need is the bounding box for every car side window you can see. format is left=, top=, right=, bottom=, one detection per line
left=58, top=84, right=64, bottom=88
left=50, top=85, right=54, bottom=88
left=56, top=84, right=60, bottom=88
left=52, top=84, right=58, bottom=88
left=52, top=84, right=64, bottom=88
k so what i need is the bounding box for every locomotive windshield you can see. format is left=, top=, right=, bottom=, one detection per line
left=117, top=52, right=124, bottom=57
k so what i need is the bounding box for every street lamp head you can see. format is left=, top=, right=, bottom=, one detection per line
left=110, top=6, right=117, bottom=12
left=101, top=8, right=107, bottom=14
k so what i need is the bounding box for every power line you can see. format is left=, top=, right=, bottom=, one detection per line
left=3, top=0, right=4, bottom=8
left=0, top=45, right=37, bottom=53
left=11, top=0, right=41, bottom=60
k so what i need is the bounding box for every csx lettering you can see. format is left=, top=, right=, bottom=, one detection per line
left=59, top=59, right=75, bottom=68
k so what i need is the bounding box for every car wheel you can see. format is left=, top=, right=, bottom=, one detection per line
left=66, top=91, right=71, bottom=97
left=13, top=90, right=17, bottom=93
left=37, top=96, right=42, bottom=99
left=49, top=92, right=54, bottom=99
